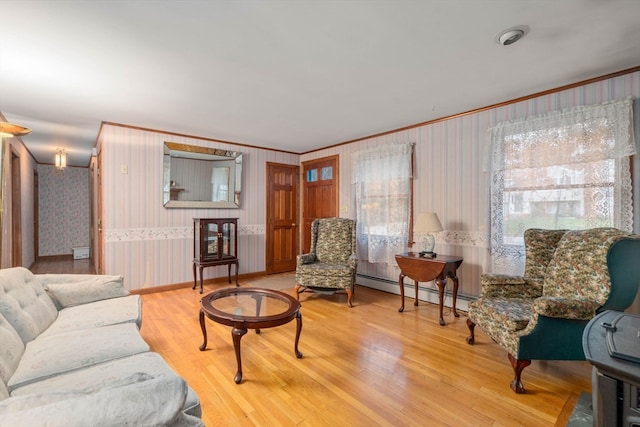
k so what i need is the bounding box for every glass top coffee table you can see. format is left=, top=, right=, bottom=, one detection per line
left=199, top=287, right=303, bottom=384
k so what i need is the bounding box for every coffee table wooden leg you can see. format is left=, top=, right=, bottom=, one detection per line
left=251, top=293, right=264, bottom=334
left=413, top=279, right=419, bottom=306
left=198, top=310, right=207, bottom=351
left=294, top=311, right=303, bottom=359
left=232, top=327, right=247, bottom=384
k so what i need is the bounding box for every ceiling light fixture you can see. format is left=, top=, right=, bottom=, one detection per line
left=55, top=148, right=67, bottom=170
left=496, top=25, right=529, bottom=46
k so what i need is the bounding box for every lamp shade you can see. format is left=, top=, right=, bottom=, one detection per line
left=414, top=212, right=443, bottom=233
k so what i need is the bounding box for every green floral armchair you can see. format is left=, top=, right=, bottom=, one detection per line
left=295, top=218, right=357, bottom=307
left=466, top=228, right=640, bottom=393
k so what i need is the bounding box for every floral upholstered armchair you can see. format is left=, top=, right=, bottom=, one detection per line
left=466, top=228, right=640, bottom=393
left=295, top=218, right=357, bottom=307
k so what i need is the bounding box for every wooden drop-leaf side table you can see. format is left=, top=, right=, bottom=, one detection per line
left=395, top=252, right=463, bottom=325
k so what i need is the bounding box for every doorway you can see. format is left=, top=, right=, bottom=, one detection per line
left=301, top=155, right=338, bottom=253
left=33, top=170, right=39, bottom=264
left=10, top=149, right=21, bottom=266
left=265, top=162, right=299, bottom=274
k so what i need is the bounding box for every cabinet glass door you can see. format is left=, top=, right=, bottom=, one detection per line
left=221, top=222, right=235, bottom=258
left=205, top=222, right=219, bottom=258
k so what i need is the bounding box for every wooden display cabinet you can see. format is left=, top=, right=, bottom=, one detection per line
left=193, top=218, right=239, bottom=293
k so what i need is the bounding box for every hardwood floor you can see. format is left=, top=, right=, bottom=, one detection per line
left=30, top=256, right=95, bottom=274
left=29, top=259, right=590, bottom=426
left=141, top=286, right=590, bottom=427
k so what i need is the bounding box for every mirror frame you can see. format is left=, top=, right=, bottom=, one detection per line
left=163, top=142, right=242, bottom=209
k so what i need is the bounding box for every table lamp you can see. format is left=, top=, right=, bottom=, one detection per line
left=414, top=212, right=443, bottom=256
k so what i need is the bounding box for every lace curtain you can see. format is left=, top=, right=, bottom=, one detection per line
left=486, top=98, right=636, bottom=274
left=352, top=143, right=413, bottom=264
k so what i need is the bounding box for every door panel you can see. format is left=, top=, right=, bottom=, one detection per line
left=266, top=162, right=299, bottom=274
left=302, top=155, right=338, bottom=253
left=10, top=149, right=21, bottom=266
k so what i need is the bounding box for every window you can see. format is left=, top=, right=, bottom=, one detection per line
left=486, top=98, right=635, bottom=274
left=352, top=143, right=413, bottom=264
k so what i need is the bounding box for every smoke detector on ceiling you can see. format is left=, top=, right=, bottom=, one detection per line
left=496, top=25, right=530, bottom=46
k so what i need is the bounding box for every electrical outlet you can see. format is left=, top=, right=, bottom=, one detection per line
left=120, top=164, right=128, bottom=174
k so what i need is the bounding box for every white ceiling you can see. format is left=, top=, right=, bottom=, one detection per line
left=1, top=1, right=639, bottom=167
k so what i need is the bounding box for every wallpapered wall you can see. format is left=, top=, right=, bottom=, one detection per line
left=301, top=71, right=640, bottom=300
left=97, top=125, right=299, bottom=290
left=98, top=71, right=639, bottom=300
left=37, top=165, right=90, bottom=256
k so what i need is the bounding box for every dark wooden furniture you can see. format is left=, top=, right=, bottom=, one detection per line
left=193, top=217, right=239, bottom=294
left=395, top=252, right=462, bottom=325
left=199, top=287, right=303, bottom=384
left=583, top=310, right=640, bottom=426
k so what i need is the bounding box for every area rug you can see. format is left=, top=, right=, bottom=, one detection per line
left=566, top=392, right=592, bottom=427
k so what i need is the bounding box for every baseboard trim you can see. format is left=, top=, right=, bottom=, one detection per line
left=356, top=273, right=471, bottom=312
left=130, top=271, right=267, bottom=295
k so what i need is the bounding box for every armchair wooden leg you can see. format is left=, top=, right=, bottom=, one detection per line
left=465, top=318, right=476, bottom=344
left=346, top=288, right=353, bottom=308
left=294, top=284, right=302, bottom=301
left=508, top=353, right=531, bottom=394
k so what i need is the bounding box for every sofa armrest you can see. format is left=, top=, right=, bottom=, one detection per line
left=479, top=274, right=543, bottom=299
left=37, top=274, right=128, bottom=309
left=532, top=296, right=600, bottom=320
left=296, top=253, right=316, bottom=267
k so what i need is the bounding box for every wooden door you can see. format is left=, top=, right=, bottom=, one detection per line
left=266, top=162, right=299, bottom=274
left=10, top=149, right=21, bottom=266
left=301, top=155, right=338, bottom=253
left=96, top=150, right=104, bottom=274
left=33, top=170, right=38, bottom=263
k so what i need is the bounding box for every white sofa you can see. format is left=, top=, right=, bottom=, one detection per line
left=0, top=267, right=203, bottom=426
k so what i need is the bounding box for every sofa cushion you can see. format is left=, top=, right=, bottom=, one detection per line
left=11, top=352, right=201, bottom=418
left=315, top=218, right=354, bottom=264
left=523, top=229, right=568, bottom=279
left=0, top=375, right=204, bottom=427
left=0, top=314, right=24, bottom=394
left=0, top=267, right=58, bottom=344
left=543, top=228, right=629, bottom=304
left=39, top=274, right=127, bottom=309
left=469, top=297, right=532, bottom=333
left=8, top=323, right=149, bottom=392
left=38, top=295, right=142, bottom=338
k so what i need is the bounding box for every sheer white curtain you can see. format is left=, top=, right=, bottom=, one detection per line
left=486, top=98, right=636, bottom=274
left=352, top=143, right=413, bottom=264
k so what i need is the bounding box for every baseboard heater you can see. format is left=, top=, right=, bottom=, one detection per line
left=356, top=273, right=472, bottom=312
left=72, top=247, right=90, bottom=260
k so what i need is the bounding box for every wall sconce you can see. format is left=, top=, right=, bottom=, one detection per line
left=414, top=212, right=443, bottom=255
left=55, top=148, right=67, bottom=170
left=0, top=122, right=31, bottom=138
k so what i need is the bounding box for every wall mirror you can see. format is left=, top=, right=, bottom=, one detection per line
left=163, top=142, right=242, bottom=208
